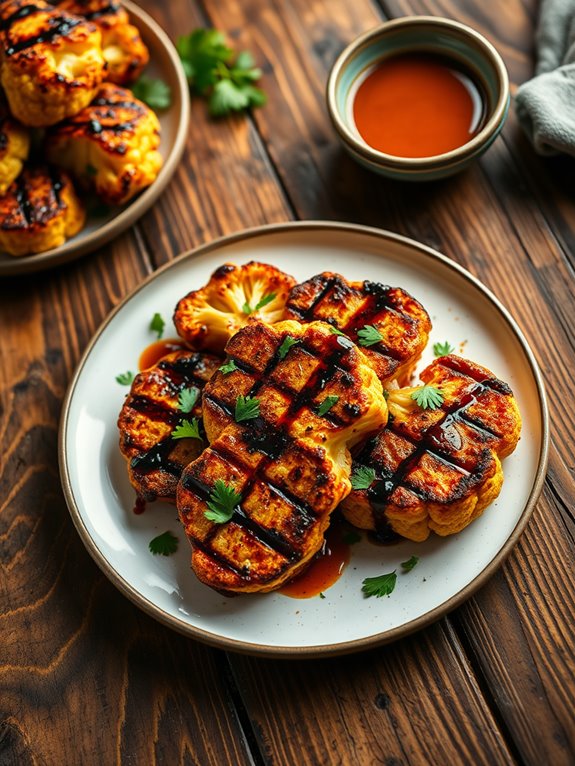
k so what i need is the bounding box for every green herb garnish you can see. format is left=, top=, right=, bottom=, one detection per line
left=411, top=385, right=444, bottom=410
left=150, top=312, right=165, bottom=339
left=132, top=76, right=172, bottom=109
left=235, top=394, right=261, bottom=422
left=149, top=530, right=179, bottom=556
left=357, top=324, right=384, bottom=347
left=362, top=571, right=397, bottom=598
left=278, top=335, right=299, bottom=360
left=433, top=341, right=455, bottom=357
left=317, top=394, right=339, bottom=417
left=177, top=29, right=266, bottom=117
left=219, top=359, right=239, bottom=375
left=242, top=292, right=277, bottom=315
left=178, top=386, right=200, bottom=413
left=116, top=371, right=134, bottom=386
left=171, top=418, right=202, bottom=440
left=205, top=479, right=242, bottom=523
left=350, top=466, right=376, bottom=490
left=401, top=555, right=419, bottom=572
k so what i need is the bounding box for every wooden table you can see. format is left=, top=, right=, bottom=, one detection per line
left=1, top=1, right=574, bottom=764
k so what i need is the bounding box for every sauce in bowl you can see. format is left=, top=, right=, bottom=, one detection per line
left=352, top=52, right=485, bottom=158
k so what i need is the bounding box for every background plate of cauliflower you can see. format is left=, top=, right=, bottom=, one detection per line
left=0, top=0, right=190, bottom=274
left=59, top=222, right=549, bottom=657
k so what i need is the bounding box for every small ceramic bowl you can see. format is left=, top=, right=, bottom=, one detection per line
left=326, top=16, right=509, bottom=181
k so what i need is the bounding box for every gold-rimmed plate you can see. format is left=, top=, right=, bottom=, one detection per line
left=59, top=222, right=548, bottom=657
left=0, top=0, right=189, bottom=276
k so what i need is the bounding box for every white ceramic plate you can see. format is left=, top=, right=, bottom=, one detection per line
left=59, top=222, right=548, bottom=657
left=0, top=1, right=190, bottom=276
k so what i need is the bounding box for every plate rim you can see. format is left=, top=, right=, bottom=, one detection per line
left=0, top=0, right=190, bottom=276
left=58, top=220, right=550, bottom=657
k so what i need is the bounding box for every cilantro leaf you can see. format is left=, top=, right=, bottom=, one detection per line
left=177, top=28, right=266, bottom=117
left=357, top=324, right=384, bottom=347
left=149, top=530, right=179, bottom=556
left=362, top=571, right=397, bottom=598
left=411, top=385, right=444, bottom=410
left=116, top=371, right=134, bottom=386
left=171, top=418, right=202, bottom=440
left=235, top=394, right=260, bottom=422
left=278, top=335, right=299, bottom=360
left=401, top=555, right=419, bottom=572
left=319, top=592, right=326, bottom=599
left=433, top=341, right=455, bottom=357
left=317, top=394, right=339, bottom=417
left=219, top=359, right=238, bottom=375
left=350, top=465, right=376, bottom=490
left=178, top=386, right=200, bottom=413
left=150, top=312, right=165, bottom=339
left=205, top=479, right=242, bottom=523
left=329, top=326, right=347, bottom=337
left=132, top=76, right=172, bottom=109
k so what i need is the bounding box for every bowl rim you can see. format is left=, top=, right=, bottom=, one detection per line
left=326, top=15, right=510, bottom=170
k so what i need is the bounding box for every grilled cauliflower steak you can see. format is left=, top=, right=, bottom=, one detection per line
left=53, top=0, right=149, bottom=84
left=284, top=272, right=431, bottom=386
left=45, top=82, right=162, bottom=205
left=177, top=320, right=388, bottom=594
left=0, top=164, right=85, bottom=255
left=174, top=262, right=297, bottom=354
left=118, top=349, right=222, bottom=503
left=341, top=355, right=522, bottom=542
left=0, top=0, right=105, bottom=126
left=0, top=102, right=30, bottom=194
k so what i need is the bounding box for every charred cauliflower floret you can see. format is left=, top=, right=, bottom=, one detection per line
left=53, top=0, right=149, bottom=84
left=0, top=102, right=30, bottom=195
left=45, top=82, right=162, bottom=205
left=0, top=0, right=105, bottom=127
left=340, top=355, right=522, bottom=542
left=174, top=262, right=298, bottom=354
left=0, top=164, right=85, bottom=256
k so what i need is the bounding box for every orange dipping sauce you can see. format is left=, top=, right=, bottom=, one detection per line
left=138, top=338, right=188, bottom=370
left=352, top=52, right=485, bottom=158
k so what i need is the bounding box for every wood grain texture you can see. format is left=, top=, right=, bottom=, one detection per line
left=0, top=0, right=574, bottom=763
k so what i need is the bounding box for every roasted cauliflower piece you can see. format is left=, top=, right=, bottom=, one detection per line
left=0, top=164, right=85, bottom=255
left=0, top=0, right=105, bottom=127
left=177, top=319, right=388, bottom=594
left=45, top=82, right=162, bottom=205
left=284, top=272, right=432, bottom=386
left=0, top=101, right=30, bottom=195
left=118, top=349, right=222, bottom=503
left=174, top=262, right=298, bottom=354
left=53, top=0, right=149, bottom=85
left=340, top=355, right=522, bottom=542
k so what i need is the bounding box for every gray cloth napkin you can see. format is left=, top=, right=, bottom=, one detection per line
left=515, top=0, right=575, bottom=156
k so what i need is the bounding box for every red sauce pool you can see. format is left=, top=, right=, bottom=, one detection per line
left=139, top=338, right=188, bottom=370
left=279, top=523, right=352, bottom=599
left=352, top=52, right=485, bottom=157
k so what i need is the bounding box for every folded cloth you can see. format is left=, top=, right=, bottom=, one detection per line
left=515, top=0, right=575, bottom=156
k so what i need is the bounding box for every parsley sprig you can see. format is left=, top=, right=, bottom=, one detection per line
left=150, top=312, right=165, bottom=339
left=401, top=555, right=419, bottom=572
left=433, top=341, right=454, bottom=357
left=205, top=479, right=242, bottom=523
left=411, top=385, right=444, bottom=410
left=116, top=371, right=134, bottom=386
left=149, top=530, right=179, bottom=556
left=242, top=292, right=276, bottom=315
left=362, top=571, right=397, bottom=598
left=350, top=465, right=376, bottom=490
left=178, top=386, right=200, bottom=413
left=317, top=395, right=339, bottom=417
left=278, top=335, right=299, bottom=360
left=171, top=418, right=202, bottom=440
left=219, top=359, right=239, bottom=375
left=235, top=394, right=261, bottom=422
left=132, top=76, right=172, bottom=109
left=357, top=325, right=384, bottom=347
left=177, top=29, right=266, bottom=117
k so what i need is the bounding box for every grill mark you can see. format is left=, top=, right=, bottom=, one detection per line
left=130, top=438, right=181, bottom=477
left=0, top=116, right=8, bottom=152
left=358, top=377, right=510, bottom=529
left=127, top=395, right=181, bottom=426
left=0, top=3, right=43, bottom=32
left=190, top=537, right=246, bottom=579
left=83, top=2, right=121, bottom=21
left=48, top=166, right=64, bottom=208
left=15, top=173, right=34, bottom=225
left=286, top=275, right=337, bottom=321
left=4, top=11, right=83, bottom=56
